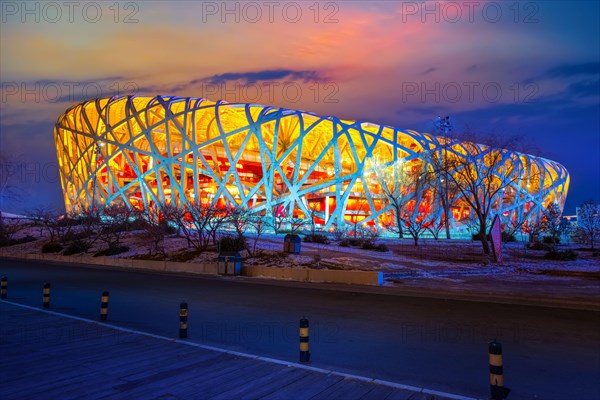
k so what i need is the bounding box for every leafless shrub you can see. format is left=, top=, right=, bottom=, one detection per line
left=32, top=208, right=73, bottom=244
left=574, top=201, right=600, bottom=249
left=133, top=205, right=174, bottom=256
left=99, top=203, right=134, bottom=248
left=247, top=212, right=268, bottom=256
left=331, top=224, right=349, bottom=241
left=0, top=213, right=25, bottom=246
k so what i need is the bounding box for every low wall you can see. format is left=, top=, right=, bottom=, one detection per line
left=242, top=266, right=384, bottom=286
left=1, top=252, right=383, bottom=286
left=1, top=252, right=219, bottom=275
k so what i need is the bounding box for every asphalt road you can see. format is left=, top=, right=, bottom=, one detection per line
left=1, top=259, right=599, bottom=400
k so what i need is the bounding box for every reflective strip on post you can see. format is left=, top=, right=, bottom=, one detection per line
left=179, top=302, right=188, bottom=339
left=299, top=318, right=310, bottom=363
left=489, top=340, right=510, bottom=399
left=43, top=283, right=51, bottom=309
left=1, top=276, right=7, bottom=299
left=100, top=291, right=109, bottom=321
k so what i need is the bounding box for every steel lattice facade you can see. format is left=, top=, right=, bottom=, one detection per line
left=54, top=96, right=569, bottom=232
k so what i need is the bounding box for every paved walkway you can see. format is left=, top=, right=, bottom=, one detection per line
left=0, top=302, right=468, bottom=400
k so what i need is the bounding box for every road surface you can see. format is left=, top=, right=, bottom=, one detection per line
left=1, top=259, right=598, bottom=399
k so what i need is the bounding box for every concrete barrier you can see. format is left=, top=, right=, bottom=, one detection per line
left=242, top=266, right=383, bottom=286
left=308, top=268, right=384, bottom=286
left=1, top=251, right=381, bottom=286
left=0, top=251, right=218, bottom=277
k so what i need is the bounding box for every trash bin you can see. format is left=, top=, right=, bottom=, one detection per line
left=218, top=252, right=242, bottom=275
left=283, top=234, right=301, bottom=254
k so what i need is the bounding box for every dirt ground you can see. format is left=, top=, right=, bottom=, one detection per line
left=3, top=224, right=599, bottom=278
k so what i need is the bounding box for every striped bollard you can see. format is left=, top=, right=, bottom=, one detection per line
left=489, top=340, right=510, bottom=399
left=299, top=318, right=310, bottom=363
left=43, top=283, right=51, bottom=309
left=179, top=302, right=188, bottom=339
left=1, top=276, right=6, bottom=299
left=100, top=291, right=109, bottom=321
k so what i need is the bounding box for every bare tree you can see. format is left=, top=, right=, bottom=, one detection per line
left=167, top=204, right=218, bottom=252
left=30, top=208, right=48, bottom=238
left=134, top=205, right=172, bottom=256
left=428, top=161, right=460, bottom=239
left=206, top=208, right=230, bottom=246
left=559, top=217, right=573, bottom=244
left=0, top=154, right=22, bottom=242
left=544, top=202, right=565, bottom=243
left=265, top=206, right=285, bottom=234
left=426, top=217, right=445, bottom=240
left=443, top=135, right=528, bottom=254
left=247, top=212, right=268, bottom=256
left=331, top=223, right=349, bottom=242
left=67, top=207, right=102, bottom=252
left=387, top=206, right=431, bottom=246
left=367, top=158, right=405, bottom=239
left=99, top=203, right=134, bottom=248
left=0, top=213, right=25, bottom=246
left=0, top=153, right=20, bottom=209
left=358, top=224, right=380, bottom=244
left=371, top=158, right=433, bottom=246
left=288, top=216, right=307, bottom=234
left=422, top=171, right=448, bottom=240
left=306, top=203, right=319, bottom=235
left=428, top=116, right=460, bottom=239
left=227, top=208, right=250, bottom=240
left=515, top=202, right=565, bottom=244
left=346, top=196, right=370, bottom=239
left=522, top=216, right=546, bottom=243
left=499, top=210, right=528, bottom=241
left=33, top=208, right=72, bottom=244
left=265, top=204, right=305, bottom=235
left=574, top=201, right=600, bottom=249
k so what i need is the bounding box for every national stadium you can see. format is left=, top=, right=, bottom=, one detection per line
left=54, top=96, right=569, bottom=234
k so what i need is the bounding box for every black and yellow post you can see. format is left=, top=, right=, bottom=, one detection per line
left=100, top=291, right=109, bottom=321
left=179, top=302, right=188, bottom=339
left=43, top=283, right=51, bottom=309
left=489, top=340, right=510, bottom=399
left=1, top=276, right=7, bottom=299
left=299, top=318, right=310, bottom=363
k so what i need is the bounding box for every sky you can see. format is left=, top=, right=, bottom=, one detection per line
left=0, top=0, right=598, bottom=215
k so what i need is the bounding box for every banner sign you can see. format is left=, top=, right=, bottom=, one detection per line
left=489, top=215, right=503, bottom=263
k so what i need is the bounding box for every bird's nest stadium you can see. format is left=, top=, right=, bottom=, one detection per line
left=54, top=96, right=569, bottom=234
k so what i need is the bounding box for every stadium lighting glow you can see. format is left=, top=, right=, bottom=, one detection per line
left=54, top=96, right=569, bottom=232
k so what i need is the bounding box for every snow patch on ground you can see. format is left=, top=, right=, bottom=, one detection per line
left=1, top=224, right=599, bottom=288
